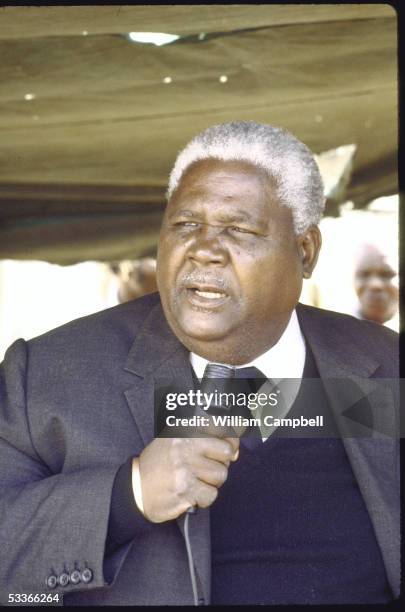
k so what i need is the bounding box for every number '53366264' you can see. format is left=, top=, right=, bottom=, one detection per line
left=8, top=593, right=60, bottom=604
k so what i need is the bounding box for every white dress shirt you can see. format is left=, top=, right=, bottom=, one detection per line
left=190, top=309, right=306, bottom=440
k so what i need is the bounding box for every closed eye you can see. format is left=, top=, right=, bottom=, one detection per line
left=230, top=226, right=256, bottom=235
left=171, top=221, right=258, bottom=235
left=173, top=221, right=199, bottom=227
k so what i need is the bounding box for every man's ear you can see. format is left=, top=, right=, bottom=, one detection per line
left=297, top=225, right=322, bottom=279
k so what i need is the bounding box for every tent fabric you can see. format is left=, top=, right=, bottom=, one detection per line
left=0, top=5, right=397, bottom=264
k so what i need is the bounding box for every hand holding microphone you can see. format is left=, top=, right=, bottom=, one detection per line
left=134, top=433, right=238, bottom=523
left=133, top=363, right=240, bottom=523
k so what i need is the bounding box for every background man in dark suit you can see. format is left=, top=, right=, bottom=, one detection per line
left=0, top=122, right=399, bottom=605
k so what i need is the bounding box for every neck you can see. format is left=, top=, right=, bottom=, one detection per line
left=180, top=318, right=291, bottom=366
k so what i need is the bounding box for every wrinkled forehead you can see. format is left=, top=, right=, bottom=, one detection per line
left=171, top=158, right=279, bottom=200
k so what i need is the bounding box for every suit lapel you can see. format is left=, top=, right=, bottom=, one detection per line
left=296, top=304, right=400, bottom=597
left=124, top=302, right=191, bottom=445
left=123, top=302, right=211, bottom=603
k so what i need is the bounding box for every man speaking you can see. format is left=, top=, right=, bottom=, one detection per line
left=0, top=122, right=399, bottom=605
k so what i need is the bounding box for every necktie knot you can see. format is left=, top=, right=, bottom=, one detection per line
left=202, top=363, right=235, bottom=379
left=203, top=363, right=266, bottom=382
left=201, top=363, right=267, bottom=395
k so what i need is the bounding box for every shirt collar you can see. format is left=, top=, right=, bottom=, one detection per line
left=190, top=309, right=306, bottom=380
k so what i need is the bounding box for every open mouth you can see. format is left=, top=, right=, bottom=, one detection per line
left=185, top=284, right=229, bottom=306
left=193, top=289, right=226, bottom=299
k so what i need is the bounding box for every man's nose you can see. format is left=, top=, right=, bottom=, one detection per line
left=187, top=225, right=228, bottom=266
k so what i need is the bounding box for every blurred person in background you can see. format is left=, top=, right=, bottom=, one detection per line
left=353, top=243, right=398, bottom=326
left=110, top=258, right=157, bottom=303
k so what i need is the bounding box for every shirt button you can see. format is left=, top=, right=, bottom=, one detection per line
left=70, top=569, right=81, bottom=585
left=46, top=575, right=58, bottom=589
left=81, top=568, right=93, bottom=584
left=58, top=572, right=70, bottom=587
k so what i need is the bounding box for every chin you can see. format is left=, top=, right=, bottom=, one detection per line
left=170, top=306, right=230, bottom=337
left=178, top=321, right=230, bottom=342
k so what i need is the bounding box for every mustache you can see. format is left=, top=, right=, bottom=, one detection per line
left=178, top=272, right=231, bottom=292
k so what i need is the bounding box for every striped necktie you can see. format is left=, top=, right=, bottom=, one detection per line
left=201, top=363, right=267, bottom=448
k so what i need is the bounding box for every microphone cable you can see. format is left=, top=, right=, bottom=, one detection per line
left=181, top=363, right=237, bottom=606
left=184, top=509, right=199, bottom=606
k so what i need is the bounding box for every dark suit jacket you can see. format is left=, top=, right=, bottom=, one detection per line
left=0, top=293, right=400, bottom=605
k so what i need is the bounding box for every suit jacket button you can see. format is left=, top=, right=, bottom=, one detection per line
left=70, top=570, right=81, bottom=585
left=81, top=568, right=93, bottom=584
left=58, top=572, right=70, bottom=587
left=46, top=575, right=58, bottom=589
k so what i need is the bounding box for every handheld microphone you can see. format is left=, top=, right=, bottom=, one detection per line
left=183, top=364, right=255, bottom=605
left=186, top=364, right=237, bottom=514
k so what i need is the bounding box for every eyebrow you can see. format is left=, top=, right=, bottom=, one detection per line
left=215, top=211, right=252, bottom=224
left=169, top=209, right=198, bottom=218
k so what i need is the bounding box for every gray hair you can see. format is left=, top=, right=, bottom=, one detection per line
left=167, top=121, right=325, bottom=234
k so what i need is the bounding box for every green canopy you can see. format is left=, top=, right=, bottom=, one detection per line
left=0, top=5, right=397, bottom=263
